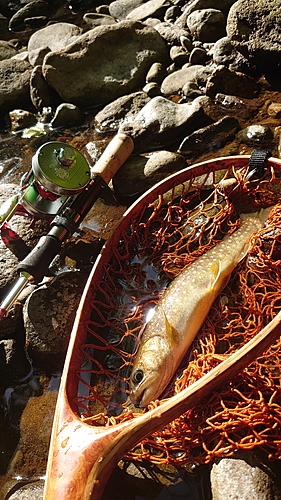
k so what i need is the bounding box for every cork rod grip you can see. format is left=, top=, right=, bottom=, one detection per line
left=90, top=133, right=134, bottom=184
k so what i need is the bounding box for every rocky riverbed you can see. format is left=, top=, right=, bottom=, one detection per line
left=1, top=0, right=281, bottom=498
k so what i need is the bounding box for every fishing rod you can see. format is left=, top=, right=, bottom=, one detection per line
left=0, top=133, right=134, bottom=320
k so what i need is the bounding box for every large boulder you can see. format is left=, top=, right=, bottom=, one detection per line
left=226, top=0, right=281, bottom=71
left=42, top=21, right=169, bottom=109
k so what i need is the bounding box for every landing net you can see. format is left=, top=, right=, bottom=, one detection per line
left=75, top=160, right=281, bottom=466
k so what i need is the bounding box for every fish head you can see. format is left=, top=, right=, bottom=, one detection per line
left=129, top=336, right=171, bottom=408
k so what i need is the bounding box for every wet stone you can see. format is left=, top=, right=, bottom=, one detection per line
left=161, top=64, right=207, bottom=96
left=8, top=390, right=58, bottom=478
left=0, top=59, right=33, bottom=118
left=170, top=45, right=190, bottom=66
left=113, top=150, right=186, bottom=198
left=126, top=0, right=169, bottom=21
left=178, top=115, right=239, bottom=157
left=9, top=109, right=37, bottom=132
left=142, top=82, right=161, bottom=97
left=186, top=8, right=226, bottom=43
left=267, top=102, right=281, bottom=119
left=93, top=91, right=151, bottom=133
left=6, top=481, right=44, bottom=500
left=50, top=102, right=85, bottom=128
left=83, top=13, right=117, bottom=27
left=146, top=61, right=166, bottom=84
left=211, top=450, right=281, bottom=500
left=189, top=46, right=207, bottom=64
left=23, top=271, right=89, bottom=370
left=8, top=0, right=51, bottom=32
left=154, top=21, right=191, bottom=45
left=226, top=0, right=281, bottom=72
left=0, top=339, right=31, bottom=383
left=119, top=95, right=208, bottom=152
left=30, top=64, right=62, bottom=111
left=0, top=40, right=18, bottom=61
left=236, top=124, right=273, bottom=146
left=205, top=64, right=259, bottom=99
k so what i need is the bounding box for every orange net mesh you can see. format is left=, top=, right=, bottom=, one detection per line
left=74, top=162, right=281, bottom=466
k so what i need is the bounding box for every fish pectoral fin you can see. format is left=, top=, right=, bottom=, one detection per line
left=210, top=260, right=222, bottom=289
left=161, top=306, right=179, bottom=348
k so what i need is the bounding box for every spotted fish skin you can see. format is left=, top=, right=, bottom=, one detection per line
left=130, top=210, right=270, bottom=407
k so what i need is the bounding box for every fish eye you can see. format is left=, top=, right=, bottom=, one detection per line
left=132, top=369, right=144, bottom=384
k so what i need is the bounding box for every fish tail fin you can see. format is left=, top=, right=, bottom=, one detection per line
left=240, top=206, right=273, bottom=226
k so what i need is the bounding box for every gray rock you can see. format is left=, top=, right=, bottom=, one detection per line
left=5, top=480, right=44, bottom=500
left=8, top=0, right=50, bottom=32
left=51, top=102, right=84, bottom=128
left=236, top=124, right=273, bottom=146
left=0, top=59, right=33, bottom=116
left=164, top=5, right=181, bottom=22
left=189, top=46, right=207, bottom=64
left=42, top=21, right=169, bottom=109
left=161, top=64, right=211, bottom=96
left=146, top=61, right=166, bottom=84
left=119, top=95, right=208, bottom=152
left=178, top=115, right=239, bottom=156
left=24, top=271, right=88, bottom=369
left=0, top=339, right=31, bottom=382
left=267, top=102, right=281, bottom=119
left=182, top=81, right=203, bottom=98
left=227, top=0, right=281, bottom=71
left=186, top=8, right=226, bottom=43
left=205, top=64, right=259, bottom=99
left=0, top=40, right=18, bottom=61
left=28, top=22, right=82, bottom=54
left=211, top=450, right=281, bottom=500
left=113, top=150, right=186, bottom=197
left=212, top=36, right=237, bottom=66
left=9, top=109, right=37, bottom=132
left=154, top=21, right=191, bottom=45
left=109, top=0, right=145, bottom=20
left=30, top=64, right=61, bottom=111
left=93, top=91, right=151, bottom=132
left=126, top=0, right=169, bottom=21
left=142, top=82, right=161, bottom=97
left=28, top=45, right=50, bottom=67
left=96, top=5, right=110, bottom=14
left=175, top=0, right=236, bottom=28
left=83, top=12, right=117, bottom=27
left=180, top=35, right=193, bottom=53
left=170, top=45, right=190, bottom=66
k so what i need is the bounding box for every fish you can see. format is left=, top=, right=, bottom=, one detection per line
left=130, top=209, right=271, bottom=407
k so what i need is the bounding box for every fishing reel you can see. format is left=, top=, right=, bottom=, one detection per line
left=0, top=141, right=91, bottom=227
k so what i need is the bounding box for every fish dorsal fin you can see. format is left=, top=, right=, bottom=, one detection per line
left=210, top=260, right=222, bottom=289
left=161, top=306, right=179, bottom=348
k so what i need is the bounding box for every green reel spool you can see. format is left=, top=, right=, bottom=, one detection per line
left=21, top=142, right=90, bottom=218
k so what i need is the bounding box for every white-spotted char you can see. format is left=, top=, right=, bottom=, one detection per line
left=130, top=209, right=271, bottom=407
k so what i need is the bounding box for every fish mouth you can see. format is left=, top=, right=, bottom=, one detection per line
left=130, top=388, right=145, bottom=408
